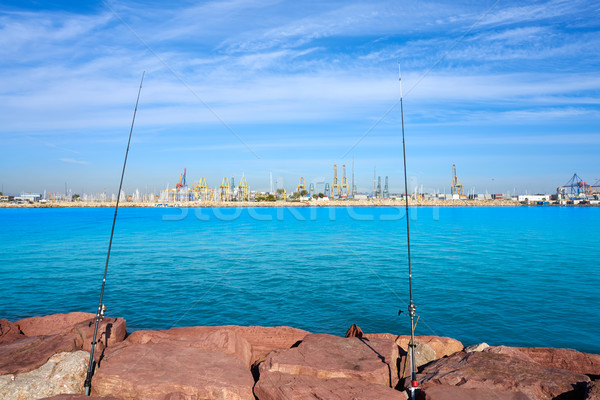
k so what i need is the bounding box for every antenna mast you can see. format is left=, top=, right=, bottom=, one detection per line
left=84, top=71, right=145, bottom=395
left=399, top=64, right=418, bottom=399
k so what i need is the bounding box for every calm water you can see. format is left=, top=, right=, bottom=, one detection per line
left=0, top=206, right=598, bottom=353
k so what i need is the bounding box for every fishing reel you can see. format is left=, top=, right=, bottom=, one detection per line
left=98, top=304, right=107, bottom=321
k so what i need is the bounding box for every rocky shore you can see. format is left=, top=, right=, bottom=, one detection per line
left=1, top=313, right=599, bottom=399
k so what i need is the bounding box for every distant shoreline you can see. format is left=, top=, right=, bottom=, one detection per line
left=1, top=199, right=597, bottom=208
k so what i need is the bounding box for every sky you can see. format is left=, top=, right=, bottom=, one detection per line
left=1, top=0, right=599, bottom=195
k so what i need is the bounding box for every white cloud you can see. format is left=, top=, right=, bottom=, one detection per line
left=59, top=158, right=89, bottom=165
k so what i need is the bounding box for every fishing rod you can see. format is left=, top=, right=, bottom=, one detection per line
left=84, top=71, right=145, bottom=396
left=399, top=64, right=418, bottom=400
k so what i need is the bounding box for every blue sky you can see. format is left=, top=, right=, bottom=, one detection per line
left=1, top=0, right=599, bottom=195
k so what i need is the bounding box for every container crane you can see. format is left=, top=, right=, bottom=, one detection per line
left=332, top=164, right=340, bottom=197
left=340, top=165, right=349, bottom=198
left=562, top=173, right=591, bottom=196
left=239, top=176, right=249, bottom=201
left=297, top=177, right=307, bottom=193
left=451, top=164, right=463, bottom=196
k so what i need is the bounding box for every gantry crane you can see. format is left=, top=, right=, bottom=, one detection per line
left=196, top=177, right=210, bottom=201
left=340, top=165, right=349, bottom=197
left=239, top=176, right=249, bottom=201
left=562, top=173, right=591, bottom=196
left=332, top=164, right=340, bottom=197
left=297, top=177, right=306, bottom=193
left=219, top=177, right=230, bottom=201
left=451, top=164, right=463, bottom=196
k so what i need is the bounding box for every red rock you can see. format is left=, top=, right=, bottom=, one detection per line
left=0, top=333, right=82, bottom=375
left=42, top=396, right=120, bottom=400
left=222, top=325, right=309, bottom=365
left=0, top=318, right=24, bottom=344
left=254, top=370, right=406, bottom=400
left=417, top=351, right=590, bottom=400
left=73, top=317, right=127, bottom=354
left=126, top=327, right=252, bottom=366
left=510, top=346, right=600, bottom=376
left=417, top=384, right=532, bottom=400
left=91, top=341, right=255, bottom=400
left=585, top=382, right=600, bottom=400
left=257, top=333, right=401, bottom=388
left=126, top=325, right=309, bottom=366
left=366, top=334, right=463, bottom=360
left=345, top=323, right=364, bottom=338
left=16, top=312, right=95, bottom=336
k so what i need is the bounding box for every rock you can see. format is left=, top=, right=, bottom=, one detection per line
left=485, top=345, right=600, bottom=376
left=366, top=334, right=463, bottom=360
left=222, top=325, right=309, bottom=365
left=0, top=318, right=24, bottom=344
left=126, top=325, right=308, bottom=366
left=257, top=333, right=401, bottom=388
left=73, top=317, right=127, bottom=354
left=585, top=382, right=600, bottom=400
left=514, top=347, right=600, bottom=376
left=0, top=351, right=89, bottom=399
left=254, top=370, right=407, bottom=400
left=16, top=312, right=96, bottom=336
left=41, top=396, right=120, bottom=400
left=464, top=342, right=489, bottom=353
left=345, top=323, right=364, bottom=338
left=417, top=384, right=532, bottom=400
left=91, top=341, right=255, bottom=400
left=417, top=351, right=590, bottom=400
left=0, top=334, right=82, bottom=375
left=126, top=327, right=253, bottom=366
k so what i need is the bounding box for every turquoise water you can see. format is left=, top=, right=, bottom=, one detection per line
left=1, top=206, right=598, bottom=353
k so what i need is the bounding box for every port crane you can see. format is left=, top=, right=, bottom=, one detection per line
left=562, top=173, right=591, bottom=196
left=340, top=165, right=349, bottom=197
left=332, top=164, right=340, bottom=197
left=176, top=168, right=187, bottom=189
left=297, top=177, right=306, bottom=193
left=239, top=176, right=249, bottom=201
left=451, top=164, right=463, bottom=196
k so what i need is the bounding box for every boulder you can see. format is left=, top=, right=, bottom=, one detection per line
left=585, top=382, right=600, bottom=400
left=126, top=325, right=309, bottom=366
left=0, top=351, right=89, bottom=399
left=493, top=346, right=600, bottom=376
left=254, top=370, right=407, bottom=400
left=16, top=313, right=95, bottom=336
left=366, top=334, right=463, bottom=360
left=417, top=384, right=531, bottom=400
left=0, top=318, right=24, bottom=344
left=126, top=327, right=253, bottom=366
left=73, top=317, right=127, bottom=354
left=0, top=334, right=82, bottom=375
left=464, top=342, right=489, bottom=353
left=417, top=351, right=590, bottom=400
left=222, top=325, right=309, bottom=365
left=257, top=333, right=401, bottom=388
left=91, top=341, right=255, bottom=400
left=42, top=396, right=120, bottom=400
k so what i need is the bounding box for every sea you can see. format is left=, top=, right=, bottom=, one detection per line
left=1, top=206, right=598, bottom=354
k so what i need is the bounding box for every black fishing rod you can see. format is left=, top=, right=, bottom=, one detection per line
left=84, top=71, right=145, bottom=396
left=399, top=64, right=418, bottom=399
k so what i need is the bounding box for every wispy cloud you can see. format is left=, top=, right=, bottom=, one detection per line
left=59, top=158, right=89, bottom=165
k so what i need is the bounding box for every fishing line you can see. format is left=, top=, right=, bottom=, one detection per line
left=84, top=71, right=145, bottom=396
left=399, top=64, right=418, bottom=400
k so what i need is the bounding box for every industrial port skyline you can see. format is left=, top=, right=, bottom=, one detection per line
left=1, top=1, right=599, bottom=196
